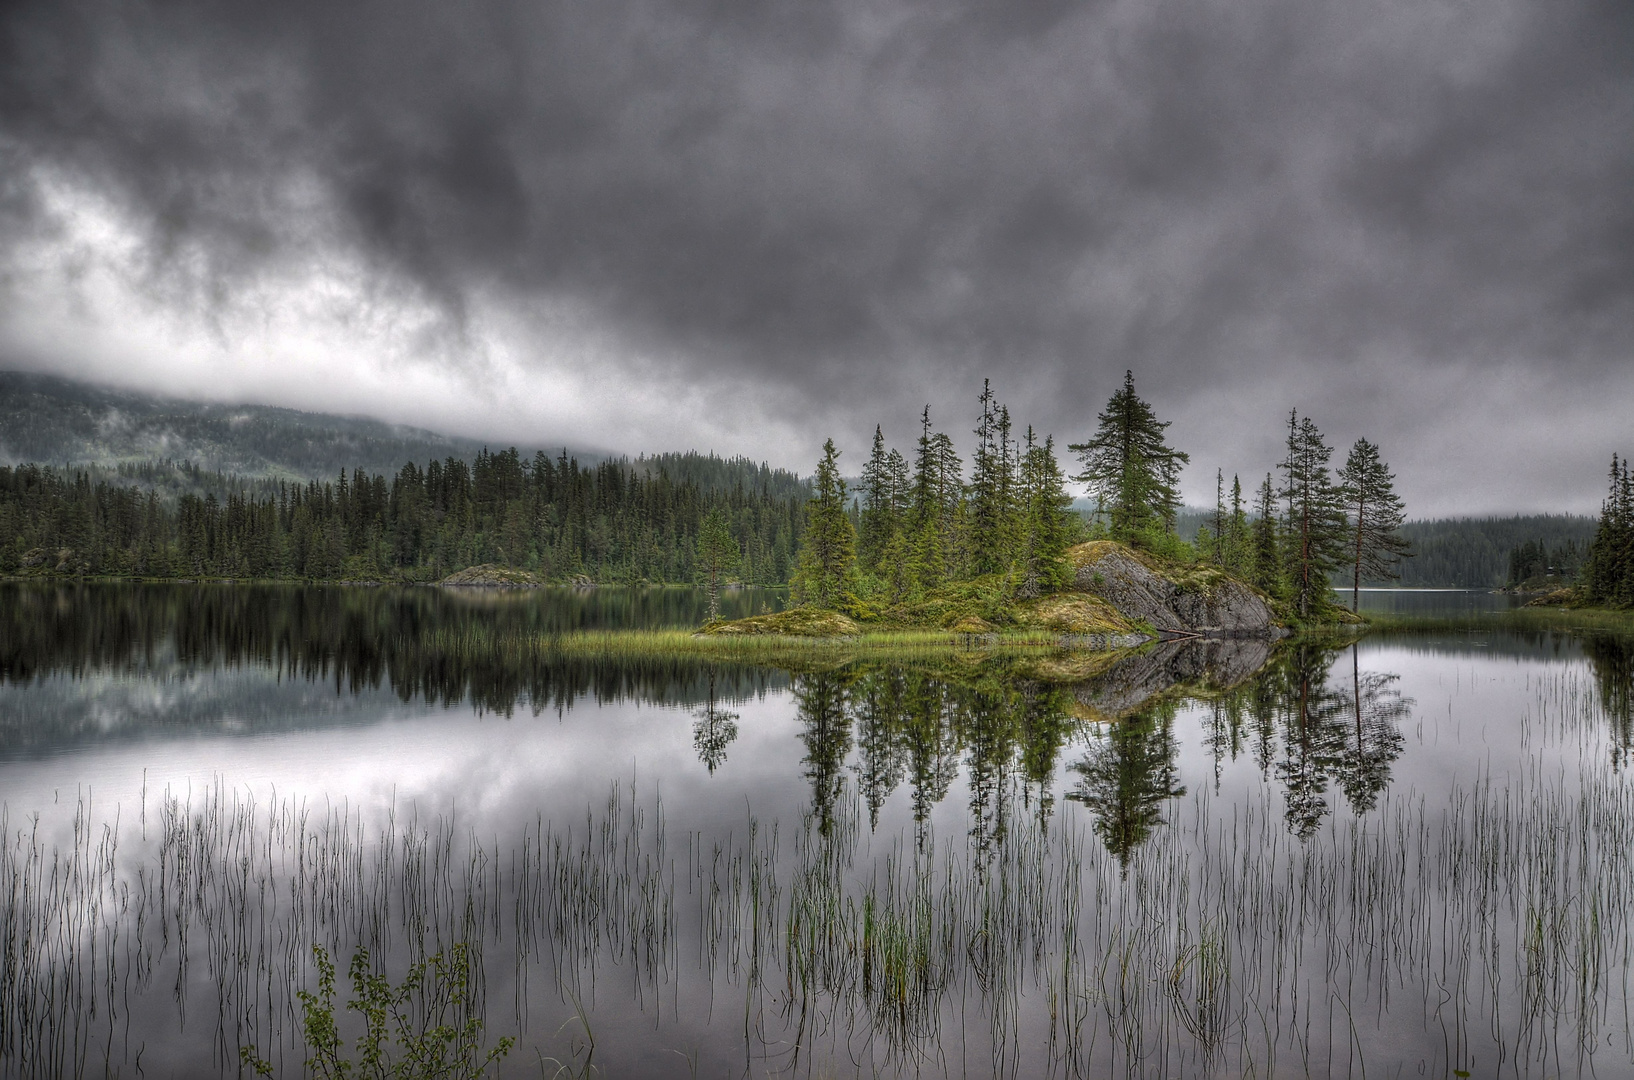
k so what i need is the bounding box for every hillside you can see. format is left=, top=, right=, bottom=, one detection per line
left=1171, top=503, right=1598, bottom=589
left=1379, top=515, right=1598, bottom=588
left=0, top=370, right=587, bottom=480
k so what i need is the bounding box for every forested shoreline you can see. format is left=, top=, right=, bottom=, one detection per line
left=0, top=450, right=805, bottom=585
left=4, top=373, right=1625, bottom=609
left=1585, top=454, right=1634, bottom=607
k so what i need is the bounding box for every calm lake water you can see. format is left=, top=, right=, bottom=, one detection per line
left=3, top=584, right=1633, bottom=1078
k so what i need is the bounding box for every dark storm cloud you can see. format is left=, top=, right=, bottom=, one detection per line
left=1, top=0, right=1630, bottom=511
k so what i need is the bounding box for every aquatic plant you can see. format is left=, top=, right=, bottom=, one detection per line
left=240, top=944, right=513, bottom=1079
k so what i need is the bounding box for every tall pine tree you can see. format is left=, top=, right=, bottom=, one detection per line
left=859, top=425, right=895, bottom=572
left=1280, top=411, right=1348, bottom=620
left=1251, top=473, right=1281, bottom=595
left=1587, top=454, right=1634, bottom=607
left=1069, top=370, right=1189, bottom=542
left=1018, top=429, right=1076, bottom=597
left=967, top=381, right=1019, bottom=576
left=791, top=439, right=857, bottom=610
left=1336, top=438, right=1410, bottom=612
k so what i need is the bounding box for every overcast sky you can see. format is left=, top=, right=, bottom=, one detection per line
left=1, top=0, right=1629, bottom=514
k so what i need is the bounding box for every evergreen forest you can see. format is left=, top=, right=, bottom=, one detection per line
left=1586, top=454, right=1634, bottom=607
left=10, top=369, right=1627, bottom=611
left=0, top=450, right=805, bottom=585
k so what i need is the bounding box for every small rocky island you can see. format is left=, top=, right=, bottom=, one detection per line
left=702, top=540, right=1284, bottom=644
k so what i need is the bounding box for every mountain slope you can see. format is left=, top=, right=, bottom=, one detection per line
left=0, top=370, right=593, bottom=480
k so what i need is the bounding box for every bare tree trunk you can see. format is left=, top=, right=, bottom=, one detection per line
left=1352, top=492, right=1365, bottom=614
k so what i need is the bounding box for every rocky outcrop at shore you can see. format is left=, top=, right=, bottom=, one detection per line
left=438, top=564, right=546, bottom=587
left=1069, top=542, right=1280, bottom=638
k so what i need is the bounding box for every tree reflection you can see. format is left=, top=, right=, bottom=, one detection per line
left=794, top=674, right=853, bottom=837
left=1337, top=644, right=1410, bottom=813
left=1067, top=703, right=1185, bottom=867
left=691, top=670, right=740, bottom=774
left=1271, top=643, right=1349, bottom=838
left=1192, top=641, right=1412, bottom=839
left=1585, top=633, right=1634, bottom=768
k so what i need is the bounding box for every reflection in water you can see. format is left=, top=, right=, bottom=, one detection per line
left=786, top=668, right=1078, bottom=857
left=691, top=673, right=741, bottom=774
left=1068, top=704, right=1185, bottom=865
left=1586, top=633, right=1634, bottom=767
left=9, top=584, right=1634, bottom=1075
left=10, top=759, right=1634, bottom=1077
left=0, top=580, right=789, bottom=716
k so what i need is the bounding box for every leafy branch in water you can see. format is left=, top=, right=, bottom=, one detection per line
left=240, top=943, right=513, bottom=1079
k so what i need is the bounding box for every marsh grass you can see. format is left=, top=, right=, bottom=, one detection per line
left=6, top=731, right=1634, bottom=1078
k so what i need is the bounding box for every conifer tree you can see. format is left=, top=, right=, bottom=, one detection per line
left=1279, top=411, right=1349, bottom=620
left=879, top=447, right=913, bottom=600
left=1587, top=454, right=1634, bottom=607
left=1069, top=370, right=1189, bottom=542
left=858, top=426, right=895, bottom=571
left=697, top=507, right=740, bottom=621
left=908, top=409, right=963, bottom=592
left=909, top=407, right=946, bottom=594
left=1227, top=474, right=1248, bottom=576
left=1251, top=474, right=1281, bottom=596
left=968, top=381, right=1018, bottom=576
left=1210, top=469, right=1226, bottom=567
left=1337, top=438, right=1411, bottom=612
left=1018, top=430, right=1075, bottom=597
left=792, top=439, right=857, bottom=610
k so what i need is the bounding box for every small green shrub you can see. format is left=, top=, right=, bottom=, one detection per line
left=240, top=943, right=513, bottom=1079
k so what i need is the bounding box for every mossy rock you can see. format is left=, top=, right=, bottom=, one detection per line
left=1525, top=587, right=1586, bottom=608
left=439, top=564, right=545, bottom=587
left=947, top=615, right=995, bottom=634
left=1066, top=540, right=1281, bottom=635
left=700, top=607, right=860, bottom=637
left=1018, top=593, right=1134, bottom=634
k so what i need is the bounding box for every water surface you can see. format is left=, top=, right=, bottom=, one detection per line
left=3, top=584, right=1632, bottom=1078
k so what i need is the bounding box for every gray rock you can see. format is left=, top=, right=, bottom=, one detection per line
left=1074, top=638, right=1275, bottom=718
left=1074, top=547, right=1277, bottom=636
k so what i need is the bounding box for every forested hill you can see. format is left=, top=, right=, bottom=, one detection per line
left=0, top=370, right=586, bottom=480
left=1169, top=505, right=1595, bottom=588
left=1377, top=515, right=1597, bottom=588
left=634, top=452, right=808, bottom=502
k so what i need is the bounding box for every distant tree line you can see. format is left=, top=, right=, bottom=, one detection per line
left=1586, top=454, right=1634, bottom=607
left=1505, top=537, right=1586, bottom=588
left=0, top=450, right=806, bottom=585
left=1367, top=516, right=1594, bottom=589
left=792, top=371, right=1410, bottom=621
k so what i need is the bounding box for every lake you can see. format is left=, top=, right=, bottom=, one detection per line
left=2, top=584, right=1632, bottom=1078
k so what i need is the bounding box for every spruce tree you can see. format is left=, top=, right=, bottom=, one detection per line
left=909, top=407, right=948, bottom=594
left=1069, top=370, right=1189, bottom=542
left=1336, top=438, right=1410, bottom=612
left=1279, top=412, right=1349, bottom=620
left=859, top=426, right=894, bottom=572
left=1210, top=469, right=1226, bottom=567
left=1587, top=454, right=1634, bottom=607
left=968, top=381, right=1017, bottom=576
left=791, top=439, right=857, bottom=610
left=697, top=507, right=740, bottom=620
left=1251, top=474, right=1281, bottom=595
left=1227, top=474, right=1248, bottom=576
left=1018, top=429, right=1076, bottom=596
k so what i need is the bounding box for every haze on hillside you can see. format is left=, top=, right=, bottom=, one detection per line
left=1, top=0, right=1628, bottom=515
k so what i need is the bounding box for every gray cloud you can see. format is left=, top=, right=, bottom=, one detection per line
left=0, top=0, right=1630, bottom=513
